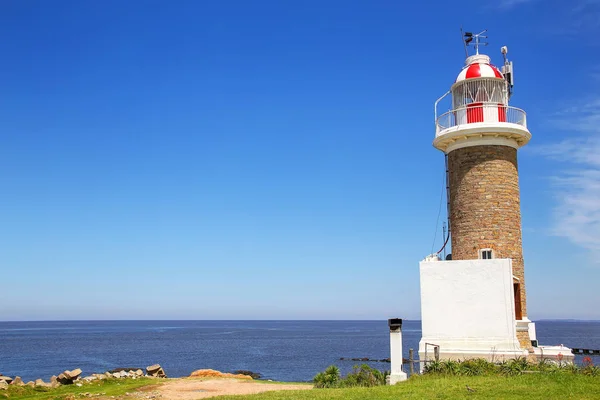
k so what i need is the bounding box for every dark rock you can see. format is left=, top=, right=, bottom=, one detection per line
left=57, top=373, right=69, bottom=384
left=233, top=370, right=262, bottom=379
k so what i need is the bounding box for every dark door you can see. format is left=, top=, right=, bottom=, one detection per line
left=514, top=283, right=522, bottom=320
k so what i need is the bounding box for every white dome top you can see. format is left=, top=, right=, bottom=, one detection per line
left=455, top=54, right=503, bottom=83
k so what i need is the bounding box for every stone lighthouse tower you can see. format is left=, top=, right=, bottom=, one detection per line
left=413, top=31, right=573, bottom=364
left=435, top=33, right=532, bottom=349
left=418, top=31, right=535, bottom=361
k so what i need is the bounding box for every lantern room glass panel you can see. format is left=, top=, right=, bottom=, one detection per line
left=452, top=79, right=508, bottom=109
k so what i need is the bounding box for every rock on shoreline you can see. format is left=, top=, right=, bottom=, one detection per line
left=146, top=364, right=167, bottom=378
left=0, top=363, right=166, bottom=389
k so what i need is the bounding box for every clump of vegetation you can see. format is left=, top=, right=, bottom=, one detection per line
left=313, top=365, right=341, bottom=388
left=499, top=357, right=530, bottom=376
left=339, top=364, right=388, bottom=387
left=313, top=364, right=388, bottom=388
left=423, top=357, right=599, bottom=377
left=582, top=356, right=600, bottom=376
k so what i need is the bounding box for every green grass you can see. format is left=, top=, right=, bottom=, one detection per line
left=217, top=373, right=600, bottom=400
left=4, top=372, right=598, bottom=400
left=1, top=377, right=156, bottom=400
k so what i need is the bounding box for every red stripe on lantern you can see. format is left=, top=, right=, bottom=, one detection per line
left=467, top=102, right=484, bottom=123
left=498, top=103, right=507, bottom=122
left=465, top=64, right=481, bottom=79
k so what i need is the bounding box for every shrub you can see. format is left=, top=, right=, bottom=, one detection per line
left=423, top=357, right=598, bottom=377
left=440, top=360, right=461, bottom=375
left=339, top=364, right=388, bottom=387
left=424, top=360, right=443, bottom=374
left=580, top=357, right=599, bottom=376
left=313, top=364, right=388, bottom=388
left=536, top=358, right=554, bottom=372
left=425, top=359, right=499, bottom=376
left=313, top=365, right=340, bottom=388
left=500, top=357, right=529, bottom=376
left=459, top=359, right=496, bottom=376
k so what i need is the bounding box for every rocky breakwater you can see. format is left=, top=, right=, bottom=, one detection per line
left=0, top=364, right=167, bottom=391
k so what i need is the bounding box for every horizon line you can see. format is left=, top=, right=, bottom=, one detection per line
left=1, top=318, right=599, bottom=323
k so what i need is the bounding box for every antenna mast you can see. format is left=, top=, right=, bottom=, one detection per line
left=501, top=45, right=515, bottom=98
left=460, top=27, right=468, bottom=58
left=462, top=29, right=488, bottom=55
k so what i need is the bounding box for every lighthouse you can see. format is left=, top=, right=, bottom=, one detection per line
left=417, top=31, right=573, bottom=363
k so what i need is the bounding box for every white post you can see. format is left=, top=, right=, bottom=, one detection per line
left=388, top=318, right=407, bottom=384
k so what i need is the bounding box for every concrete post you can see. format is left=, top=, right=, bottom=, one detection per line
left=388, top=318, right=407, bottom=384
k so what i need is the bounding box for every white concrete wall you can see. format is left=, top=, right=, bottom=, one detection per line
left=419, top=259, right=526, bottom=360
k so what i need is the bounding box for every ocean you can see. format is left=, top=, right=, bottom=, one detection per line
left=0, top=320, right=598, bottom=382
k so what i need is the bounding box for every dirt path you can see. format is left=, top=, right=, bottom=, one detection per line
left=135, top=378, right=312, bottom=400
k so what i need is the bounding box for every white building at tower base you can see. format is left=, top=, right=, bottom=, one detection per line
left=418, top=257, right=573, bottom=364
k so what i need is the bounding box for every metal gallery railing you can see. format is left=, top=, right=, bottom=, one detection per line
left=435, top=104, right=527, bottom=135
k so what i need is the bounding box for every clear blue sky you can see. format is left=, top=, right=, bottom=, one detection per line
left=1, top=0, right=599, bottom=321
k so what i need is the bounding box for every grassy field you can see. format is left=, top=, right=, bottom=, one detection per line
left=2, top=373, right=598, bottom=400
left=1, top=378, right=154, bottom=400
left=219, top=373, right=600, bottom=400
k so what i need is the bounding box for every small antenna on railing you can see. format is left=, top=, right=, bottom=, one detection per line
left=501, top=45, right=514, bottom=98
left=463, top=29, right=488, bottom=55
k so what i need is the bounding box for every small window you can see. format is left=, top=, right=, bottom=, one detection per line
left=480, top=249, right=493, bottom=260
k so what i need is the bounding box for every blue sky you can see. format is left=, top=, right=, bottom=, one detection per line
left=1, top=0, right=599, bottom=321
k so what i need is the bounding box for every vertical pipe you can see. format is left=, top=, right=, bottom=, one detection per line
left=445, top=154, right=451, bottom=241
left=409, top=349, right=414, bottom=375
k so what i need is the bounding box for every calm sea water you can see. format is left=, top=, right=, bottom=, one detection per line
left=0, top=320, right=598, bottom=382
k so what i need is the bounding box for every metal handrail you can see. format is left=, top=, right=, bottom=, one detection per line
left=424, top=342, right=440, bottom=364
left=436, top=104, right=527, bottom=136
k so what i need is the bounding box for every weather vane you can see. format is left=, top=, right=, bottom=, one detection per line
left=461, top=29, right=488, bottom=56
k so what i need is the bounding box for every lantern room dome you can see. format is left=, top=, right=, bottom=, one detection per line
left=455, top=54, right=503, bottom=83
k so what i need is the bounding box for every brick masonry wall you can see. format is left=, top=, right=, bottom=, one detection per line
left=448, top=145, right=530, bottom=347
